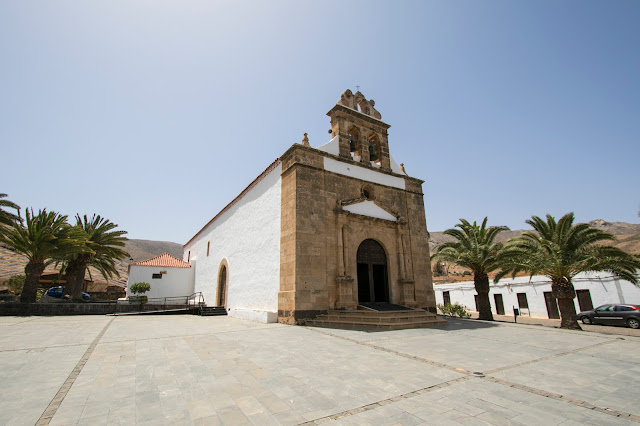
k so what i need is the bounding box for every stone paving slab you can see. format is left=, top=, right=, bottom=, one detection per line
left=50, top=317, right=462, bottom=425
left=0, top=315, right=638, bottom=425
left=310, top=318, right=614, bottom=372
left=0, top=338, right=91, bottom=425
left=488, top=348, right=640, bottom=417
left=0, top=315, right=110, bottom=351
left=469, top=312, right=640, bottom=338
left=330, top=379, right=635, bottom=425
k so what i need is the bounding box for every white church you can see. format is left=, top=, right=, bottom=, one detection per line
left=181, top=90, right=440, bottom=325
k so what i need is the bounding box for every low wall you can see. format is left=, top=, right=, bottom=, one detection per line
left=0, top=302, right=191, bottom=316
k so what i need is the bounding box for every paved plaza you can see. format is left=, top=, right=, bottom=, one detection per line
left=0, top=315, right=639, bottom=425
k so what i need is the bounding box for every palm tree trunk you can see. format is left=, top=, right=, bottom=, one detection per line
left=20, top=261, right=45, bottom=303
left=552, top=277, right=581, bottom=330
left=62, top=261, right=81, bottom=298
left=70, top=262, right=88, bottom=302
left=474, top=272, right=494, bottom=321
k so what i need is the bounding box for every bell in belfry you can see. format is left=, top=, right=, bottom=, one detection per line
left=369, top=142, right=378, bottom=161
left=349, top=136, right=357, bottom=152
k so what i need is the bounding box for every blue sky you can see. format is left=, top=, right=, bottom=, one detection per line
left=1, top=1, right=638, bottom=243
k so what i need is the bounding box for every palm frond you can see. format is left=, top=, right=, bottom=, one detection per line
left=432, top=218, right=509, bottom=274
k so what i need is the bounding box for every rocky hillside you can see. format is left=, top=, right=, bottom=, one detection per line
left=429, top=220, right=640, bottom=255
left=122, top=239, right=184, bottom=264
left=0, top=239, right=184, bottom=285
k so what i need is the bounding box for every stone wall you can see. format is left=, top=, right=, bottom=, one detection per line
left=278, top=144, right=436, bottom=324
left=0, top=302, right=189, bottom=316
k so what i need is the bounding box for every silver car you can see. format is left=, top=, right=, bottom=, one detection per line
left=578, top=304, right=640, bottom=329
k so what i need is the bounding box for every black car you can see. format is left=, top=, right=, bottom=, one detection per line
left=578, top=304, right=640, bottom=329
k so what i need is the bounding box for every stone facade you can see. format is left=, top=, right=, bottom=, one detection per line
left=185, top=90, right=437, bottom=325
left=277, top=91, right=436, bottom=324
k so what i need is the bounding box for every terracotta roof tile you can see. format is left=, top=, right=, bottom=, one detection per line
left=130, top=253, right=191, bottom=268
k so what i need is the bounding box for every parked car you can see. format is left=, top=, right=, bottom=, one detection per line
left=578, top=304, right=640, bottom=329
left=45, top=286, right=91, bottom=301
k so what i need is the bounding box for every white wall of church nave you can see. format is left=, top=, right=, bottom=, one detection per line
left=183, top=164, right=282, bottom=323
left=127, top=266, right=195, bottom=301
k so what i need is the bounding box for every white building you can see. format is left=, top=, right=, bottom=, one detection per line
left=183, top=161, right=283, bottom=323
left=127, top=253, right=195, bottom=302
left=183, top=90, right=440, bottom=325
left=434, top=271, right=640, bottom=319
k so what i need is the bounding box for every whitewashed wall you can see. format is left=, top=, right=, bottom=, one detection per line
left=126, top=266, right=195, bottom=302
left=434, top=271, right=640, bottom=318
left=323, top=157, right=406, bottom=189
left=183, top=163, right=282, bottom=323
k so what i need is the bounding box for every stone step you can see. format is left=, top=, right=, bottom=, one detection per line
left=306, top=309, right=447, bottom=330
left=197, top=306, right=227, bottom=316
left=306, top=317, right=446, bottom=331
left=315, top=313, right=437, bottom=324
left=323, top=310, right=431, bottom=320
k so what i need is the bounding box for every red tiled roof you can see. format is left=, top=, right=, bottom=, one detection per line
left=130, top=253, right=191, bottom=268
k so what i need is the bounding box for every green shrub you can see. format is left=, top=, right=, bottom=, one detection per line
left=129, top=282, right=150, bottom=295
left=129, top=282, right=150, bottom=305
left=437, top=303, right=471, bottom=318
left=6, top=275, right=25, bottom=294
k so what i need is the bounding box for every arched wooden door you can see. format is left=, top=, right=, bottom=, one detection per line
left=356, top=239, right=389, bottom=303
left=217, top=265, right=227, bottom=307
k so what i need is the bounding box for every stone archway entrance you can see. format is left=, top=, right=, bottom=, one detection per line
left=356, top=239, right=389, bottom=304
left=217, top=264, right=227, bottom=307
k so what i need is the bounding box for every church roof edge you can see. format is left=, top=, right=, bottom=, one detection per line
left=280, top=143, right=424, bottom=185
left=326, top=104, right=390, bottom=128
left=184, top=158, right=282, bottom=248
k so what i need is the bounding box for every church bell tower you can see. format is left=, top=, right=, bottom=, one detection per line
left=327, top=89, right=392, bottom=171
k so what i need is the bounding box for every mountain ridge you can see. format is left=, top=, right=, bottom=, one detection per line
left=429, top=219, right=640, bottom=254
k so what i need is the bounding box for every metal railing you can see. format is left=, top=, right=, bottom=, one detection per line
left=113, top=292, right=205, bottom=315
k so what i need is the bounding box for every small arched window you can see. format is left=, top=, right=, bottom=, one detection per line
left=348, top=127, right=360, bottom=160
left=368, top=134, right=381, bottom=165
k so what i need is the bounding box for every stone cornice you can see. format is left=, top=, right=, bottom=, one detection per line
left=326, top=104, right=391, bottom=129
left=280, top=143, right=425, bottom=187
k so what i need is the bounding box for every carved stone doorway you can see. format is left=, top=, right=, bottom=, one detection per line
left=217, top=264, right=228, bottom=308
left=356, top=239, right=389, bottom=303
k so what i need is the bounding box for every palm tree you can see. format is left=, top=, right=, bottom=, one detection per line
left=0, top=209, right=84, bottom=303
left=496, top=213, right=640, bottom=330
left=0, top=193, right=21, bottom=228
left=432, top=218, right=509, bottom=321
left=63, top=214, right=129, bottom=301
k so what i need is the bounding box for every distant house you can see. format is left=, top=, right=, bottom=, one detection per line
left=127, top=253, right=194, bottom=300
left=434, top=271, right=640, bottom=319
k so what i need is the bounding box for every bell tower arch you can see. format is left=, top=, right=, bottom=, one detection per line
left=327, top=89, right=391, bottom=171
